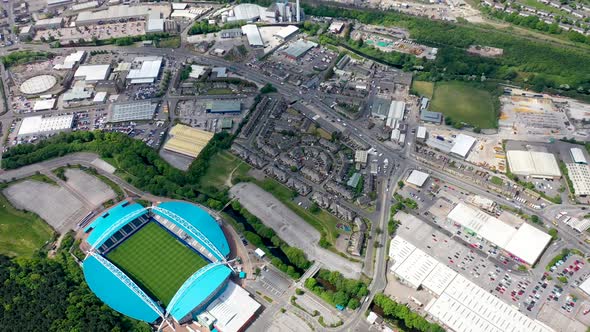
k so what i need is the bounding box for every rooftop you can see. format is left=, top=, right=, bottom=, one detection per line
left=163, top=124, right=214, bottom=158
left=18, top=114, right=74, bottom=136
left=110, top=101, right=157, bottom=122
left=506, top=150, right=561, bottom=178
left=406, top=170, right=429, bottom=187
left=241, top=24, right=263, bottom=47
left=450, top=134, right=476, bottom=158
left=74, top=64, right=111, bottom=81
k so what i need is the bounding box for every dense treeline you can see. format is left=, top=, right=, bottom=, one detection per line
left=305, top=269, right=368, bottom=309
left=302, top=3, right=590, bottom=96
left=2, top=131, right=233, bottom=206
left=229, top=201, right=311, bottom=278
left=373, top=294, right=445, bottom=332
left=0, top=51, right=54, bottom=68
left=0, top=251, right=150, bottom=331
left=188, top=20, right=245, bottom=35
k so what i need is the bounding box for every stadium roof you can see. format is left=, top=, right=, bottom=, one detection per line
left=154, top=202, right=230, bottom=259
left=127, top=56, right=163, bottom=83
left=74, top=64, right=111, bottom=81
left=83, top=254, right=164, bottom=323
left=164, top=124, right=214, bottom=158
left=167, top=263, right=232, bottom=322
left=571, top=147, right=587, bottom=164
left=84, top=201, right=148, bottom=249
left=274, top=25, right=299, bottom=39
left=110, top=101, right=157, bottom=122
left=33, top=98, right=56, bottom=111
left=206, top=281, right=261, bottom=332
left=506, top=150, right=561, bottom=178
left=450, top=134, right=476, bottom=158
left=406, top=170, right=429, bottom=187
left=503, top=223, right=551, bottom=266
left=18, top=114, right=74, bottom=136
left=241, top=24, right=263, bottom=47
left=448, top=203, right=550, bottom=265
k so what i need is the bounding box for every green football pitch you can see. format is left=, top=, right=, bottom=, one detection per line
left=107, top=222, right=207, bottom=305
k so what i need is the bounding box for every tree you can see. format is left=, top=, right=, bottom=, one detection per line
left=290, top=165, right=298, bottom=172
left=530, top=215, right=541, bottom=224
left=310, top=202, right=320, bottom=214
left=260, top=83, right=277, bottom=94
left=397, top=180, right=405, bottom=189
left=548, top=228, right=558, bottom=240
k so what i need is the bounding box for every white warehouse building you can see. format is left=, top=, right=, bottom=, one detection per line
left=506, top=150, right=561, bottom=179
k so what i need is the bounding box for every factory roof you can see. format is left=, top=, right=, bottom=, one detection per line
left=33, top=98, right=56, bottom=111
left=93, top=91, right=107, bottom=103
left=388, top=236, right=417, bottom=272
left=241, top=24, right=263, bottom=47
left=274, top=25, right=299, bottom=39
left=416, top=126, right=427, bottom=139
left=147, top=18, right=164, bottom=32
left=163, top=124, right=214, bottom=158
left=571, top=147, right=587, bottom=164
left=74, top=64, right=111, bottom=81
left=231, top=4, right=267, bottom=21
left=35, top=17, right=64, bottom=26
left=171, top=10, right=198, bottom=19
left=406, top=170, right=429, bottom=187
left=171, top=3, right=188, bottom=10
left=506, top=150, right=561, bottom=178
left=205, top=281, right=261, bottom=332
left=127, top=57, right=163, bottom=82
left=566, top=163, right=590, bottom=196
left=54, top=50, right=86, bottom=70
left=386, top=101, right=405, bottom=128
left=355, top=150, right=368, bottom=164
left=110, top=101, right=157, bottom=122
left=421, top=263, right=457, bottom=296
left=420, top=110, right=442, bottom=123
left=71, top=1, right=99, bottom=11
left=206, top=100, right=240, bottom=113
left=371, top=97, right=391, bottom=118
left=282, top=39, right=317, bottom=58
left=76, top=5, right=159, bottom=24
left=18, top=114, right=74, bottom=136
left=503, top=223, right=552, bottom=266
left=450, top=134, right=476, bottom=158
left=579, top=276, right=590, bottom=296
left=393, top=248, right=438, bottom=289
left=190, top=65, right=208, bottom=79
left=62, top=86, right=92, bottom=101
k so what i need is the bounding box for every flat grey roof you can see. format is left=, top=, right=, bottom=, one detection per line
left=110, top=101, right=156, bottom=122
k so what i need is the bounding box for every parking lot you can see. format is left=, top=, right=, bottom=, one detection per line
left=34, top=22, right=146, bottom=43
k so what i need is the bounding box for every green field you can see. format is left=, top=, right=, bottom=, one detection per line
left=198, top=151, right=251, bottom=190
left=430, top=82, right=497, bottom=129
left=0, top=193, right=54, bottom=257
left=411, top=81, right=434, bottom=99
left=107, top=222, right=207, bottom=305
left=254, top=178, right=343, bottom=245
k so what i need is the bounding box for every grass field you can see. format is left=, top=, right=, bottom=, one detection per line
left=254, top=178, right=342, bottom=245
left=411, top=81, right=434, bottom=99
left=198, top=151, right=251, bottom=191
left=430, top=81, right=497, bottom=129
left=107, top=222, right=206, bottom=305
left=156, top=36, right=181, bottom=49
left=0, top=193, right=54, bottom=257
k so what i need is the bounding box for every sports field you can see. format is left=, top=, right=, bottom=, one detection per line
left=107, top=222, right=207, bottom=305
left=430, top=81, right=497, bottom=129
left=0, top=193, right=54, bottom=257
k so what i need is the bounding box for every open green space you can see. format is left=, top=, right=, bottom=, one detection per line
left=0, top=193, right=54, bottom=257
left=490, top=176, right=503, bottom=186
left=254, top=178, right=342, bottom=246
left=107, top=222, right=207, bottom=305
left=156, top=36, right=181, bottom=48
left=430, top=81, right=497, bottom=129
left=411, top=81, right=434, bottom=99
left=198, top=150, right=251, bottom=190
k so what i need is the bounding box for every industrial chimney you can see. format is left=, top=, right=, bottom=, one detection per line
left=296, top=0, right=300, bottom=22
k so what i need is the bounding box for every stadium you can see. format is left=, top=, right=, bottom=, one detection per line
left=81, top=200, right=260, bottom=331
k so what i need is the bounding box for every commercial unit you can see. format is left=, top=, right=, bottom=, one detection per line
left=274, top=25, right=299, bottom=40
left=163, top=124, right=214, bottom=158
left=566, top=163, right=590, bottom=196
left=241, top=24, right=263, bottom=47
left=385, top=101, right=405, bottom=128
left=506, top=150, right=561, bottom=179
left=18, top=114, right=74, bottom=136
left=450, top=134, right=476, bottom=159
left=370, top=97, right=391, bottom=119
left=419, top=110, right=442, bottom=124
left=76, top=5, right=164, bottom=26
left=571, top=147, right=587, bottom=164
left=355, top=150, right=368, bottom=166
left=447, top=203, right=551, bottom=266
left=416, top=126, right=427, bottom=140
left=35, top=17, right=64, bottom=30
left=54, top=51, right=86, bottom=70
left=33, top=98, right=56, bottom=111
left=109, top=101, right=157, bottom=122
left=205, top=100, right=241, bottom=114
left=389, top=235, right=552, bottom=332
left=281, top=40, right=317, bottom=60
left=74, top=65, right=111, bottom=82
left=406, top=170, right=429, bottom=188
left=127, top=57, right=163, bottom=84
left=146, top=18, right=164, bottom=33
left=71, top=1, right=99, bottom=12
left=47, top=0, right=73, bottom=8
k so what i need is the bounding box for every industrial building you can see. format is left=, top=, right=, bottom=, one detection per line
left=571, top=147, right=587, bottom=164
left=206, top=100, right=241, bottom=114
left=406, top=170, right=429, bottom=188
left=241, top=24, right=263, bottom=47
left=506, top=150, right=561, bottom=179
left=385, top=100, right=405, bottom=128
left=74, top=65, right=111, bottom=82
left=71, top=1, right=99, bottom=12
left=226, top=1, right=301, bottom=23
left=54, top=51, right=86, bottom=70
left=355, top=150, right=368, bottom=166
left=566, top=163, right=590, bottom=196
left=388, top=235, right=552, bottom=332
left=274, top=25, right=299, bottom=40
left=47, top=0, right=73, bottom=7
left=18, top=114, right=74, bottom=136
left=126, top=57, right=163, bottom=84
left=370, top=97, right=391, bottom=119
left=146, top=18, right=165, bottom=33
left=34, top=17, right=64, bottom=30
left=163, top=124, right=214, bottom=158
left=281, top=40, right=318, bottom=60
left=33, top=98, right=56, bottom=111
left=449, top=134, right=476, bottom=159
left=109, top=101, right=157, bottom=122
left=75, top=5, right=165, bottom=26
left=419, top=110, right=442, bottom=124
left=447, top=203, right=551, bottom=266
left=416, top=126, right=427, bottom=141
left=328, top=21, right=345, bottom=34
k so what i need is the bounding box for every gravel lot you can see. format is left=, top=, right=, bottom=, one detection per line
left=64, top=169, right=115, bottom=206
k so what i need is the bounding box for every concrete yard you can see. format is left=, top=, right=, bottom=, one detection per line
left=266, top=310, right=313, bottom=332
left=64, top=169, right=116, bottom=206
left=3, top=180, right=86, bottom=233
left=230, top=182, right=362, bottom=279
left=295, top=293, right=341, bottom=325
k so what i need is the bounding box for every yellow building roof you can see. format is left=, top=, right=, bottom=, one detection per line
left=164, top=124, right=214, bottom=158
